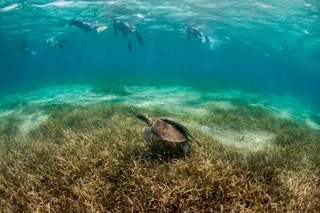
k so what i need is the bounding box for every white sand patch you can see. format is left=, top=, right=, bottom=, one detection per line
left=27, top=84, right=117, bottom=105
left=0, top=109, right=48, bottom=135
left=123, top=86, right=209, bottom=115
left=213, top=101, right=236, bottom=110
left=305, top=118, right=320, bottom=130
left=122, top=86, right=320, bottom=130
left=209, top=89, right=261, bottom=101
left=0, top=84, right=118, bottom=106
left=0, top=110, right=15, bottom=119
left=191, top=108, right=208, bottom=115
left=277, top=110, right=292, bottom=119
left=1, top=84, right=319, bottom=133
left=213, top=130, right=275, bottom=151
left=0, top=84, right=119, bottom=135
left=19, top=112, right=49, bottom=134
left=202, top=101, right=236, bottom=110
left=199, top=125, right=275, bottom=152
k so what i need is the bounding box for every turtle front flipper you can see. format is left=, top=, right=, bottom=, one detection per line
left=182, top=142, right=190, bottom=154
left=142, top=127, right=153, bottom=146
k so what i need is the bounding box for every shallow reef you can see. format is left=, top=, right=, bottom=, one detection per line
left=0, top=102, right=319, bottom=212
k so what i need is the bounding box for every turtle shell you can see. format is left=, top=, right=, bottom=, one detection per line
left=150, top=118, right=187, bottom=143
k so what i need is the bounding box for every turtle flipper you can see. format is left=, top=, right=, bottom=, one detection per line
left=142, top=127, right=153, bottom=146
left=182, top=142, right=190, bottom=154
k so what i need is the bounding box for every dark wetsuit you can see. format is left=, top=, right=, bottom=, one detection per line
left=113, top=20, right=133, bottom=37
left=186, top=25, right=209, bottom=43
left=20, top=40, right=37, bottom=55
left=186, top=25, right=203, bottom=39
left=113, top=20, right=143, bottom=51
left=20, top=40, right=30, bottom=55
left=69, top=19, right=94, bottom=32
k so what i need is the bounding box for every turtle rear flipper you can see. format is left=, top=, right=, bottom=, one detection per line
left=142, top=127, right=153, bottom=146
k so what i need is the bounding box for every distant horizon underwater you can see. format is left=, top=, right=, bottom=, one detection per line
left=1, top=0, right=320, bottom=212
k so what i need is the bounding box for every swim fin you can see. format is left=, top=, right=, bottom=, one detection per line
left=97, top=25, right=108, bottom=33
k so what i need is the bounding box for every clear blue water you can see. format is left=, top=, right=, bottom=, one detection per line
left=0, top=0, right=319, bottom=104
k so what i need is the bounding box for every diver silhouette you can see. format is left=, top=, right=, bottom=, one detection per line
left=45, top=38, right=69, bottom=49
left=69, top=19, right=97, bottom=32
left=186, top=24, right=208, bottom=43
left=20, top=40, right=37, bottom=56
left=113, top=19, right=143, bottom=51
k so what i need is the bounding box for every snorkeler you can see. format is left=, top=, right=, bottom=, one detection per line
left=186, top=24, right=208, bottom=43
left=69, top=19, right=98, bottom=32
left=45, top=37, right=69, bottom=49
left=113, top=19, right=143, bottom=51
left=20, top=40, right=37, bottom=56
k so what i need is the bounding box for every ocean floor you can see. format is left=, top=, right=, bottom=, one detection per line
left=0, top=83, right=319, bottom=150
left=0, top=82, right=319, bottom=212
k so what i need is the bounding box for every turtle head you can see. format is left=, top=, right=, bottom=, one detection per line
left=137, top=114, right=149, bottom=124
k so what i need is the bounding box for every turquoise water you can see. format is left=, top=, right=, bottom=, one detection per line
left=0, top=0, right=319, bottom=121
left=1, top=2, right=320, bottom=211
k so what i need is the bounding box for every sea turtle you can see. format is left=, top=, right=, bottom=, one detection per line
left=137, top=114, right=200, bottom=153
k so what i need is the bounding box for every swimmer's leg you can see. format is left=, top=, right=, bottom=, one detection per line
left=135, top=31, right=143, bottom=46
left=125, top=36, right=133, bottom=51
